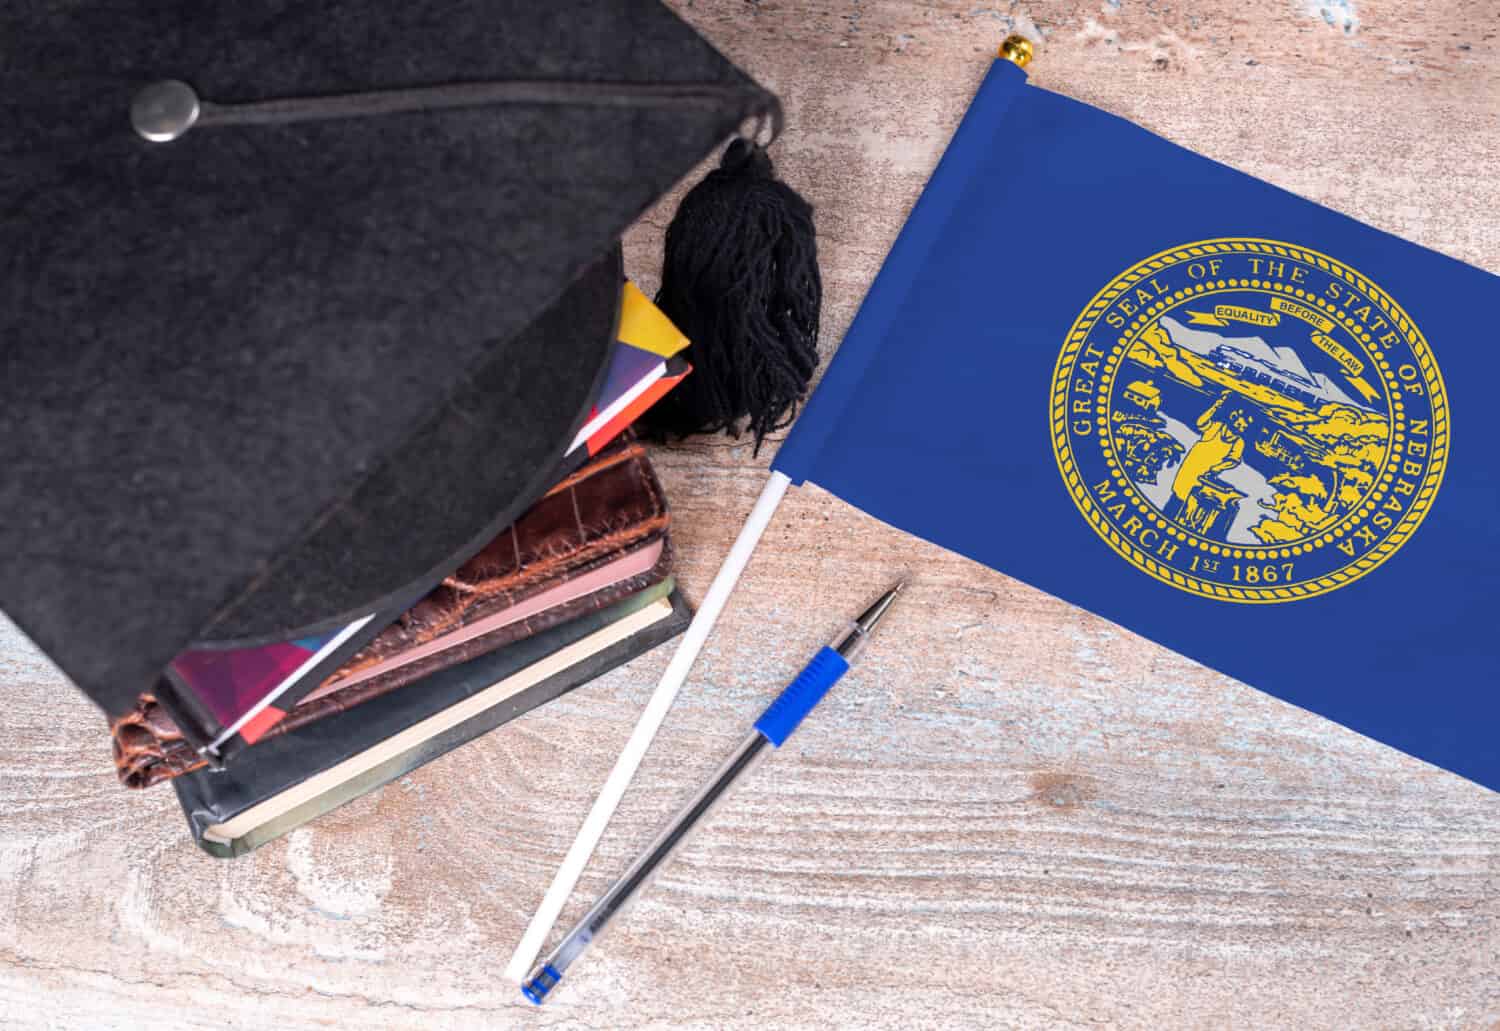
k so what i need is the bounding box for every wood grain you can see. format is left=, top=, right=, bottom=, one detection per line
left=3, top=2, right=1498, bottom=1028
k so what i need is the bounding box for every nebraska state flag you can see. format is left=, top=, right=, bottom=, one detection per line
left=774, top=55, right=1499, bottom=792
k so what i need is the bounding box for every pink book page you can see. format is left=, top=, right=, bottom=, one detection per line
left=296, top=538, right=664, bottom=705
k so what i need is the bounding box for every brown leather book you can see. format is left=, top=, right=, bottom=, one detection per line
left=111, top=437, right=671, bottom=789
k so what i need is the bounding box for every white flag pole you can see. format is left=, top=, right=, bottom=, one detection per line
left=504, top=469, right=793, bottom=983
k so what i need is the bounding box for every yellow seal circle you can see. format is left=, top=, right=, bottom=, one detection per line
left=1050, top=239, right=1448, bottom=603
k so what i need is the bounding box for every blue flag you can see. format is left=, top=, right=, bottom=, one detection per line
left=774, top=58, right=1499, bottom=792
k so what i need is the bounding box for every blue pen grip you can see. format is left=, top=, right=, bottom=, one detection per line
left=753, top=646, right=850, bottom=747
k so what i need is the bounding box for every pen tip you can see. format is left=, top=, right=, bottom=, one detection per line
left=855, top=579, right=907, bottom=634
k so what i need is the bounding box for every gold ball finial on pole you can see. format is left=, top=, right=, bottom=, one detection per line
left=999, top=34, right=1034, bottom=68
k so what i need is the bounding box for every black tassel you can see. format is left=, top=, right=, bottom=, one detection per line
left=641, top=137, right=821, bottom=454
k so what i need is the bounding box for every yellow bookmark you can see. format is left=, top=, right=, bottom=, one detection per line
left=617, top=281, right=689, bottom=357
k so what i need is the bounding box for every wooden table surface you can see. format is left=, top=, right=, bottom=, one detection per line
left=3, top=2, right=1498, bottom=1028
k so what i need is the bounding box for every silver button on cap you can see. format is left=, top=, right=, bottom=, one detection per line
left=131, top=80, right=201, bottom=142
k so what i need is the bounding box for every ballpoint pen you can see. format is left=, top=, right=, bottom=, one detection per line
left=521, top=580, right=905, bottom=1005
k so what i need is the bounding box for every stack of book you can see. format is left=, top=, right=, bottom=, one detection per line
left=108, top=284, right=693, bottom=856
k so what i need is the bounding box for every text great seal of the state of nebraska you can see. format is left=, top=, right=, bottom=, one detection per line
left=1050, top=238, right=1449, bottom=603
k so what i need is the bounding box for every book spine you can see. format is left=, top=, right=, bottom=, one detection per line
left=151, top=671, right=226, bottom=758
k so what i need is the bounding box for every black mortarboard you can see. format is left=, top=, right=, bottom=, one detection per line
left=0, top=1, right=775, bottom=718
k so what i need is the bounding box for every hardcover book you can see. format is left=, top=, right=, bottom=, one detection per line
left=114, top=435, right=676, bottom=789
left=176, top=588, right=690, bottom=857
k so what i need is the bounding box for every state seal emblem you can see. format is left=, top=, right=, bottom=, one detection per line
left=1050, top=239, right=1449, bottom=602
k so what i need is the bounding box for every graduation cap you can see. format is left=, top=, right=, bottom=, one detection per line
left=0, top=1, right=783, bottom=719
